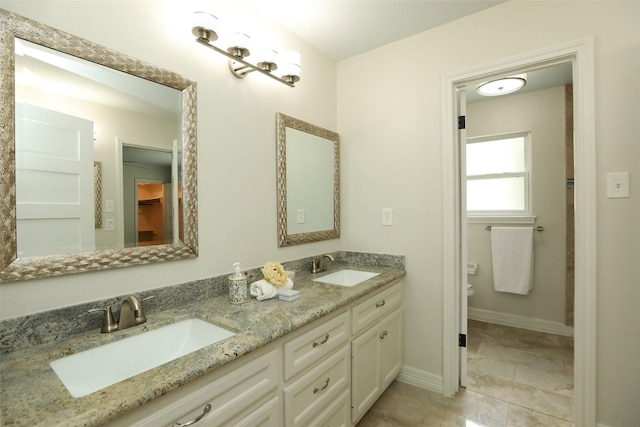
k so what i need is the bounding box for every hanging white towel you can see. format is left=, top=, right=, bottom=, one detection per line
left=491, top=227, right=534, bottom=295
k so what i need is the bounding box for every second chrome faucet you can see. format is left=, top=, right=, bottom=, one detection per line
left=311, top=254, right=334, bottom=274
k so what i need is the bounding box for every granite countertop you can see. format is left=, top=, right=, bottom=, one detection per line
left=0, top=263, right=405, bottom=426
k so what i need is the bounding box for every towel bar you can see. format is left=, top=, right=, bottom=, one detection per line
left=484, top=225, right=544, bottom=231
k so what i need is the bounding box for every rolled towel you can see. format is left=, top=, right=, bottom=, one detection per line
left=250, top=279, right=294, bottom=301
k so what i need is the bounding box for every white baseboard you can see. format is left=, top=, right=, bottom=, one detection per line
left=468, top=307, right=574, bottom=337
left=396, top=366, right=443, bottom=394
left=597, top=424, right=612, bottom=427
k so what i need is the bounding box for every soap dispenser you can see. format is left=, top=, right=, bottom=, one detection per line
left=228, top=262, right=248, bottom=304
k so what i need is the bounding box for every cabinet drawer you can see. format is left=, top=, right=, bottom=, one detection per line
left=352, top=282, right=402, bottom=335
left=308, top=389, right=350, bottom=427
left=283, top=311, right=349, bottom=380
left=129, top=349, right=279, bottom=427
left=226, top=396, right=281, bottom=427
left=283, top=345, right=350, bottom=427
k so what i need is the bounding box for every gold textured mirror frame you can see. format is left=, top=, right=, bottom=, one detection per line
left=0, top=10, right=198, bottom=282
left=276, top=113, right=339, bottom=247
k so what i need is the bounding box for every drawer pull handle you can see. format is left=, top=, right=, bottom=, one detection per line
left=380, top=330, right=389, bottom=340
left=376, top=300, right=386, bottom=308
left=312, top=334, right=330, bottom=347
left=174, top=403, right=211, bottom=427
left=313, top=377, right=330, bottom=394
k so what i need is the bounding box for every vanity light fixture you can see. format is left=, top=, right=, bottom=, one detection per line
left=476, top=74, right=527, bottom=96
left=191, top=11, right=301, bottom=87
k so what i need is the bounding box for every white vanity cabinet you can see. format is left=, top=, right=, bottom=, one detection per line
left=351, top=283, right=403, bottom=423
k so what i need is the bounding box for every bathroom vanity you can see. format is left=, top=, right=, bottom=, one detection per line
left=0, top=263, right=405, bottom=426
left=110, top=279, right=403, bottom=427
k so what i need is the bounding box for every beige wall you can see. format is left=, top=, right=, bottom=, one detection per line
left=337, top=2, right=639, bottom=425
left=466, top=86, right=567, bottom=324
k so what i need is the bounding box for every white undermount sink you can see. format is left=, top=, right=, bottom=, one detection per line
left=50, top=318, right=235, bottom=398
left=314, top=269, right=380, bottom=287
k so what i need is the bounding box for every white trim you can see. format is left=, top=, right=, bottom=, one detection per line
left=467, top=215, right=536, bottom=224
left=396, top=366, right=443, bottom=394
left=441, top=38, right=596, bottom=426
left=571, top=36, right=598, bottom=427
left=468, top=307, right=574, bottom=337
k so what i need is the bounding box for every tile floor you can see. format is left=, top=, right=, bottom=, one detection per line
left=357, top=320, right=574, bottom=426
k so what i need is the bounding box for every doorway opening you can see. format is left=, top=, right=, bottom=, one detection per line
left=135, top=181, right=168, bottom=246
left=463, top=68, right=575, bottom=419
left=120, top=144, right=180, bottom=248
left=441, top=39, right=597, bottom=426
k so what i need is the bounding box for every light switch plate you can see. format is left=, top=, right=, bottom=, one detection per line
left=382, top=208, right=393, bottom=226
left=104, top=199, right=114, bottom=213
left=607, top=172, right=630, bottom=198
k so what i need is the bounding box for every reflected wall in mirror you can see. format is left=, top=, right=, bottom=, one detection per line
left=276, top=113, right=339, bottom=246
left=0, top=9, right=198, bottom=282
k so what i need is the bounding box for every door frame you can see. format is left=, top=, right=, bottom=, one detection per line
left=441, top=38, right=596, bottom=426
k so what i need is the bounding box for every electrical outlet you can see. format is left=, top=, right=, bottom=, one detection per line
left=105, top=218, right=115, bottom=231
left=382, top=208, right=393, bottom=226
left=297, top=208, right=305, bottom=224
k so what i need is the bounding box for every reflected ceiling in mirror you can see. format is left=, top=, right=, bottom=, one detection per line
left=276, top=113, right=339, bottom=246
left=0, top=10, right=198, bottom=282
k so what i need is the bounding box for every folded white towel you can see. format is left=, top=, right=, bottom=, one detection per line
left=491, top=227, right=534, bottom=295
left=250, top=279, right=294, bottom=301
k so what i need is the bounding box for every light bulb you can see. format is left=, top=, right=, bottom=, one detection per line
left=280, top=50, right=301, bottom=80
left=191, top=11, right=219, bottom=41
left=257, top=47, right=278, bottom=72
left=226, top=32, right=251, bottom=58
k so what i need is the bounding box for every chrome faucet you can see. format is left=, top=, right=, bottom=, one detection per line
left=89, top=295, right=154, bottom=333
left=312, top=254, right=334, bottom=273
left=118, top=295, right=146, bottom=330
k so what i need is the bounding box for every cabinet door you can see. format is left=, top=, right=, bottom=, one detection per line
left=351, top=325, right=381, bottom=423
left=379, top=308, right=403, bottom=390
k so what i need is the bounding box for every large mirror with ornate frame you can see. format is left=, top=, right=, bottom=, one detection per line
left=0, top=10, right=198, bottom=282
left=276, top=113, right=339, bottom=247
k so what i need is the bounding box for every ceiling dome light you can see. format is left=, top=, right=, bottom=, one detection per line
left=476, top=74, right=527, bottom=96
